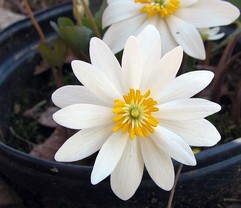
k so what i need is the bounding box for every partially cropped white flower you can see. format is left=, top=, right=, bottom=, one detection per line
left=199, top=27, right=225, bottom=41
left=102, top=0, right=240, bottom=60
left=52, top=26, right=221, bottom=200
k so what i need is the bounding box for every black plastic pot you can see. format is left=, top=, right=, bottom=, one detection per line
left=0, top=2, right=241, bottom=208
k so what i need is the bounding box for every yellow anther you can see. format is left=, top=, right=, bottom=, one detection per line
left=135, top=0, right=180, bottom=18
left=112, top=88, right=159, bottom=139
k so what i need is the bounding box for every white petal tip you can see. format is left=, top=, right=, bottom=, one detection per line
left=187, top=158, right=197, bottom=166
left=90, top=176, right=100, bottom=185
left=54, top=150, right=66, bottom=162
left=161, top=182, right=174, bottom=191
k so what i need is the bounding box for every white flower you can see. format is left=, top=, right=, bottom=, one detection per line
left=102, top=0, right=240, bottom=60
left=52, top=25, right=221, bottom=200
left=199, top=27, right=225, bottom=41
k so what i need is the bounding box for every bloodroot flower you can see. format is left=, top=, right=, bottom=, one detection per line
left=52, top=26, right=221, bottom=200
left=102, top=0, right=240, bottom=60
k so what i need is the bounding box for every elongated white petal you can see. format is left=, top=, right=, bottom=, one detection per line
left=122, top=36, right=143, bottom=91
left=139, top=138, right=174, bottom=190
left=180, top=0, right=198, bottom=7
left=136, top=25, right=162, bottom=80
left=157, top=71, right=214, bottom=103
left=53, top=104, right=113, bottom=129
left=166, top=15, right=205, bottom=60
left=71, top=60, right=122, bottom=103
left=176, top=0, right=240, bottom=28
left=55, top=124, right=113, bottom=162
left=156, top=98, right=221, bottom=120
left=103, top=14, right=158, bottom=54
left=111, top=138, right=144, bottom=200
left=52, top=85, right=110, bottom=108
left=157, top=19, right=177, bottom=56
left=90, top=38, right=123, bottom=93
left=141, top=46, right=183, bottom=96
left=161, top=119, right=221, bottom=146
left=151, top=125, right=196, bottom=165
left=102, top=2, right=142, bottom=28
left=91, top=132, right=128, bottom=185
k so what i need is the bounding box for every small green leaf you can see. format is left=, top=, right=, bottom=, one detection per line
left=58, top=26, right=92, bottom=53
left=50, top=21, right=59, bottom=33
left=57, top=17, right=74, bottom=27
left=52, top=38, right=68, bottom=68
left=38, top=38, right=68, bottom=69
left=38, top=42, right=55, bottom=68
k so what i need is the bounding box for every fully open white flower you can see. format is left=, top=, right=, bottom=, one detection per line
left=52, top=25, right=221, bottom=200
left=102, top=0, right=240, bottom=60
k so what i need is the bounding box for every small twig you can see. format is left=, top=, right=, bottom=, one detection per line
left=223, top=198, right=241, bottom=202
left=211, top=32, right=241, bottom=102
left=167, top=164, right=183, bottom=208
left=9, top=127, right=36, bottom=147
left=22, top=0, right=46, bottom=42
left=231, top=81, right=241, bottom=123
left=203, top=41, right=213, bottom=66
left=80, top=0, right=101, bottom=38
left=52, top=67, right=63, bottom=88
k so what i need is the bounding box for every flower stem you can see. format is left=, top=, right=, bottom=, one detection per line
left=80, top=0, right=101, bottom=38
left=22, top=0, right=46, bottom=42
left=167, top=164, right=183, bottom=208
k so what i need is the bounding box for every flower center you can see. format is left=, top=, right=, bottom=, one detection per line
left=112, top=89, right=159, bottom=139
left=135, top=0, right=180, bottom=18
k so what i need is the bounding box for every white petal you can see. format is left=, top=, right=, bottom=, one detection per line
left=71, top=60, right=122, bottom=103
left=166, top=15, right=206, bottom=60
left=151, top=125, right=196, bottom=165
left=141, top=46, right=183, bottom=96
left=139, top=138, right=174, bottom=190
left=180, top=0, right=198, bottom=7
left=102, top=2, right=142, bottom=28
left=111, top=138, right=144, bottom=200
left=136, top=25, right=162, bottom=80
left=157, top=70, right=214, bottom=103
left=157, top=19, right=177, bottom=56
left=207, top=33, right=225, bottom=41
left=176, top=0, right=240, bottom=28
left=52, top=85, right=110, bottom=108
left=161, top=119, right=221, bottom=147
left=103, top=14, right=158, bottom=54
left=90, top=38, right=123, bottom=93
left=91, top=132, right=128, bottom=185
left=53, top=104, right=113, bottom=129
left=156, top=98, right=221, bottom=120
left=122, top=36, right=143, bottom=91
left=54, top=124, right=113, bottom=162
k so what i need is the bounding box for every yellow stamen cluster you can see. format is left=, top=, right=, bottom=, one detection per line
left=135, top=0, right=180, bottom=18
left=112, top=89, right=159, bottom=139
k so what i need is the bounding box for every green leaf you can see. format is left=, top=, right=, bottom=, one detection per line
left=52, top=38, right=68, bottom=68
left=57, top=17, right=74, bottom=27
left=50, top=21, right=59, bottom=33
left=58, top=25, right=92, bottom=53
left=38, top=38, right=68, bottom=69
left=38, top=42, right=55, bottom=68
